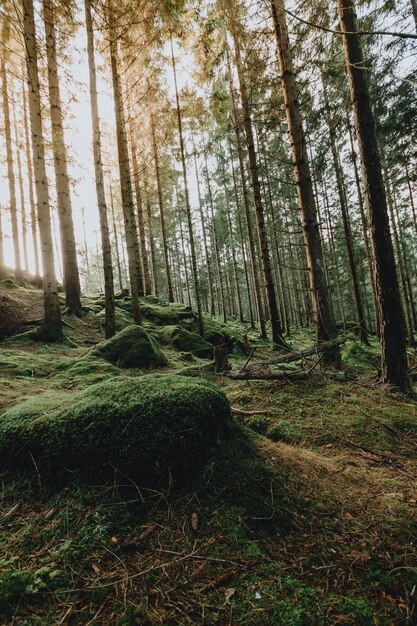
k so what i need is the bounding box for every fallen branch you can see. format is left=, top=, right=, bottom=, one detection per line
left=239, top=337, right=347, bottom=374
left=227, top=369, right=310, bottom=381
left=231, top=407, right=272, bottom=416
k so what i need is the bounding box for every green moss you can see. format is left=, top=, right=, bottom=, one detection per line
left=96, top=308, right=130, bottom=332
left=0, top=375, right=231, bottom=484
left=159, top=325, right=213, bottom=358
left=92, top=326, right=167, bottom=369
left=203, top=316, right=246, bottom=353
left=140, top=298, right=197, bottom=326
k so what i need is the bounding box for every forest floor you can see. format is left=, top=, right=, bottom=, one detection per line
left=0, top=278, right=416, bottom=625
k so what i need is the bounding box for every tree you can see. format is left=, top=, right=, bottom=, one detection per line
left=84, top=0, right=116, bottom=338
left=42, top=0, right=82, bottom=316
left=1, top=25, right=22, bottom=281
left=107, top=0, right=143, bottom=324
left=337, top=0, right=410, bottom=392
left=171, top=37, right=204, bottom=337
left=227, top=9, right=287, bottom=348
left=270, top=0, right=338, bottom=362
left=23, top=0, right=62, bottom=341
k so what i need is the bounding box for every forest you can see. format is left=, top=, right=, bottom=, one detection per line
left=0, top=0, right=416, bottom=623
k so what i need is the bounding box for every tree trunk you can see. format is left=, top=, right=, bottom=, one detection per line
left=22, top=70, right=40, bottom=278
left=108, top=0, right=143, bottom=322
left=84, top=0, right=115, bottom=337
left=232, top=35, right=286, bottom=348
left=129, top=134, right=152, bottom=295
left=337, top=0, right=410, bottom=392
left=43, top=0, right=82, bottom=316
left=143, top=170, right=159, bottom=295
left=193, top=143, right=215, bottom=315
left=151, top=113, right=174, bottom=302
left=108, top=182, right=123, bottom=292
left=1, top=50, right=22, bottom=281
left=171, top=37, right=204, bottom=336
left=13, top=106, right=29, bottom=271
left=23, top=0, right=62, bottom=341
left=322, top=83, right=368, bottom=342
left=271, top=0, right=337, bottom=363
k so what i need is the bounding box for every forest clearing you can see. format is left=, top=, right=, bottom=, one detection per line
left=0, top=0, right=416, bottom=623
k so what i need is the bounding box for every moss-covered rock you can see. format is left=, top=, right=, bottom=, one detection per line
left=203, top=317, right=246, bottom=354
left=92, top=326, right=167, bottom=369
left=96, top=308, right=130, bottom=333
left=0, top=375, right=231, bottom=483
left=140, top=298, right=197, bottom=327
left=159, top=325, right=213, bottom=359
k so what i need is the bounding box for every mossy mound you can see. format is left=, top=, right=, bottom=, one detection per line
left=0, top=293, right=25, bottom=339
left=0, top=375, right=231, bottom=483
left=92, top=326, right=167, bottom=369
left=140, top=298, right=197, bottom=327
left=96, top=308, right=130, bottom=332
left=159, top=325, right=213, bottom=359
left=203, top=317, right=246, bottom=354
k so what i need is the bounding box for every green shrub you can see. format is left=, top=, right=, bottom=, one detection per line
left=0, top=375, right=231, bottom=484
left=159, top=325, right=213, bottom=358
left=92, top=325, right=167, bottom=369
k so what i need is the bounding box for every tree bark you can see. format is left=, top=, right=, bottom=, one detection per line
left=193, top=142, right=215, bottom=315
left=337, top=0, right=410, bottom=392
left=232, top=34, right=286, bottom=348
left=43, top=0, right=82, bottom=316
left=129, top=134, right=152, bottom=295
left=1, top=49, right=21, bottom=281
left=322, top=82, right=368, bottom=343
left=23, top=0, right=62, bottom=341
left=22, top=70, right=40, bottom=278
left=84, top=0, right=115, bottom=338
left=108, top=0, right=143, bottom=322
left=271, top=0, right=337, bottom=363
left=151, top=113, right=174, bottom=302
left=171, top=37, right=204, bottom=336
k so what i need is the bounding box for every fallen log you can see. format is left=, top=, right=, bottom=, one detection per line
left=242, top=337, right=346, bottom=372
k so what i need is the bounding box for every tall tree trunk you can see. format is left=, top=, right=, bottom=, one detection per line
left=108, top=1, right=143, bottom=322
left=84, top=0, right=115, bottom=337
left=337, top=0, right=410, bottom=392
left=232, top=35, right=286, bottom=348
left=271, top=0, right=337, bottom=362
left=108, top=182, right=123, bottom=292
left=193, top=143, right=215, bottom=315
left=1, top=49, right=22, bottom=281
left=129, top=134, right=152, bottom=295
left=171, top=37, right=204, bottom=336
left=23, top=0, right=62, bottom=341
left=22, top=70, right=40, bottom=278
left=43, top=0, right=82, bottom=316
left=322, top=84, right=368, bottom=342
left=348, top=121, right=379, bottom=334
left=13, top=105, right=29, bottom=271
left=151, top=113, right=174, bottom=302
left=143, top=171, right=159, bottom=295
left=229, top=141, right=255, bottom=326
left=228, top=68, right=266, bottom=334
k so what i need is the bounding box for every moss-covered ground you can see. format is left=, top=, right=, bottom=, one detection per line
left=0, top=282, right=416, bottom=624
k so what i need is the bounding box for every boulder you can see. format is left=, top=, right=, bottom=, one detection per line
left=92, top=326, right=167, bottom=369
left=0, top=375, right=231, bottom=483
left=159, top=325, right=213, bottom=359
